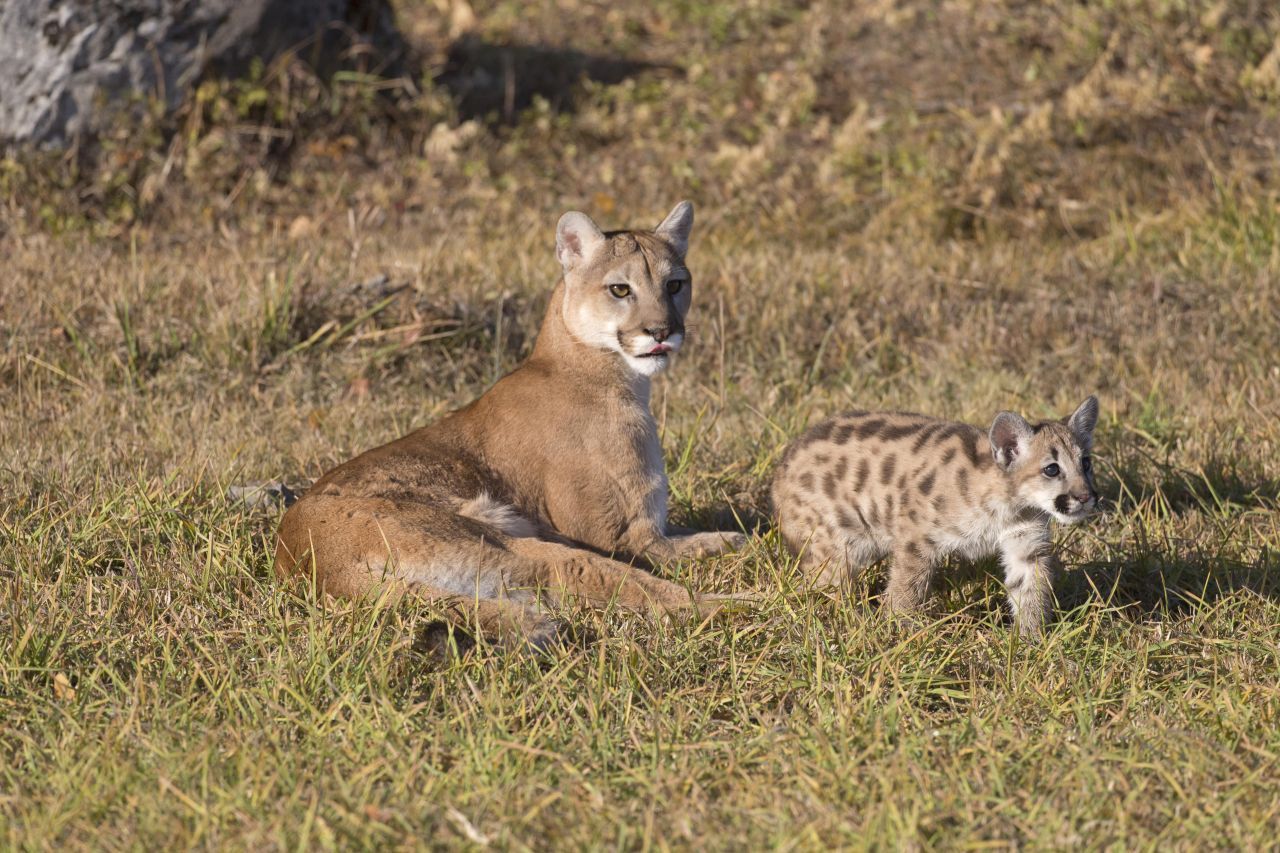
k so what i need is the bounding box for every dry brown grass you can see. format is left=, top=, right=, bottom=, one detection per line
left=3, top=0, right=1280, bottom=848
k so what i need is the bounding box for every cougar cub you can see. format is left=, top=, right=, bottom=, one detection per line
left=771, top=397, right=1100, bottom=636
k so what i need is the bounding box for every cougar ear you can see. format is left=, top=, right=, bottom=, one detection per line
left=654, top=200, right=694, bottom=257
left=1065, top=395, right=1100, bottom=448
left=556, top=211, right=605, bottom=272
left=989, top=411, right=1034, bottom=470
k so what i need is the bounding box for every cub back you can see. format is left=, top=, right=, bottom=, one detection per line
left=771, top=398, right=1099, bottom=576
left=771, top=411, right=994, bottom=567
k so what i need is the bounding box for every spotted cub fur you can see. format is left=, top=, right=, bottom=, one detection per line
left=771, top=397, right=1100, bottom=636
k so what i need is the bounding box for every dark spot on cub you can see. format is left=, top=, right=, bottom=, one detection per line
left=919, top=471, right=936, bottom=495
left=880, top=424, right=919, bottom=441
left=961, top=437, right=985, bottom=468
left=1054, top=494, right=1071, bottom=515
left=855, top=419, right=886, bottom=440
left=803, top=421, right=836, bottom=446
left=880, top=455, right=897, bottom=485
left=934, top=424, right=965, bottom=444
left=823, top=471, right=838, bottom=498
left=912, top=424, right=941, bottom=450
left=853, top=458, right=870, bottom=491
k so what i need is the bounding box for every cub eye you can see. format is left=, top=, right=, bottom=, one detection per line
left=608, top=283, right=631, bottom=298
left=1081, top=456, right=1092, bottom=473
left=667, top=278, right=686, bottom=296
left=1042, top=463, right=1061, bottom=478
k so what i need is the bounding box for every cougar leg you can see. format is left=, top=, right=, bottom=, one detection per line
left=883, top=540, right=938, bottom=613
left=275, top=495, right=562, bottom=649
left=502, top=537, right=748, bottom=615
left=389, top=581, right=564, bottom=653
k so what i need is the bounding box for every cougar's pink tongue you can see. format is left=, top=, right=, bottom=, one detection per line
left=647, top=343, right=671, bottom=355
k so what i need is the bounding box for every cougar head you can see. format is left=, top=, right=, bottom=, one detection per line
left=554, top=201, right=694, bottom=377
left=989, top=396, right=1101, bottom=524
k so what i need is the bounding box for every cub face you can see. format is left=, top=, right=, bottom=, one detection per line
left=555, top=202, right=694, bottom=377
left=990, top=396, right=1100, bottom=524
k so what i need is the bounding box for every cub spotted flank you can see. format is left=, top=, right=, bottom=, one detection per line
left=771, top=397, right=1100, bottom=636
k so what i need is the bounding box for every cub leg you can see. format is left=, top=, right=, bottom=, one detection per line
left=998, top=531, right=1058, bottom=638
left=503, top=538, right=748, bottom=615
left=883, top=539, right=937, bottom=613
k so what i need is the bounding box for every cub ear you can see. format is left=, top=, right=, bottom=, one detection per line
left=654, top=200, right=694, bottom=257
left=1065, top=395, right=1100, bottom=446
left=989, top=411, right=1034, bottom=470
left=556, top=211, right=606, bottom=272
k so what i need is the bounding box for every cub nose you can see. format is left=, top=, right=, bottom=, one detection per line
left=1074, top=492, right=1095, bottom=505
left=645, top=325, right=670, bottom=343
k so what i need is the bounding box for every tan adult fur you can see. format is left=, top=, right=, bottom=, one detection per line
left=274, top=202, right=747, bottom=651
left=771, top=398, right=1100, bottom=636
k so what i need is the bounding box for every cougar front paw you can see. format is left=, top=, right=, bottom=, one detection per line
left=672, top=530, right=747, bottom=559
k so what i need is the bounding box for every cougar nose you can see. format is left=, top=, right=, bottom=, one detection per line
left=645, top=325, right=670, bottom=342
left=1074, top=492, right=1095, bottom=505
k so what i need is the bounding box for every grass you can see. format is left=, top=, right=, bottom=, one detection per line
left=3, top=0, right=1280, bottom=848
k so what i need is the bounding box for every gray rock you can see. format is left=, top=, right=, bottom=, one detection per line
left=0, top=0, right=399, bottom=147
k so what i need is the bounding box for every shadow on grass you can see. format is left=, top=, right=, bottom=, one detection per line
left=1070, top=452, right=1280, bottom=616
left=1103, top=449, right=1280, bottom=517
left=1061, top=541, right=1279, bottom=619
left=439, top=36, right=672, bottom=124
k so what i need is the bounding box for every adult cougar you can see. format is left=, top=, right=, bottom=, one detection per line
left=275, top=202, right=747, bottom=650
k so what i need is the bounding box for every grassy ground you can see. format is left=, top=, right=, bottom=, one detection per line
left=3, top=0, right=1280, bottom=848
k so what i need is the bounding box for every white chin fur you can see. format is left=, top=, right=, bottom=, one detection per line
left=625, top=353, right=671, bottom=376
left=622, top=332, right=682, bottom=376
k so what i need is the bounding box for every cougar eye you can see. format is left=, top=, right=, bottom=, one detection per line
left=1042, top=463, right=1061, bottom=478
left=667, top=278, right=686, bottom=295
left=1081, top=456, right=1092, bottom=474
left=608, top=283, right=631, bottom=298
